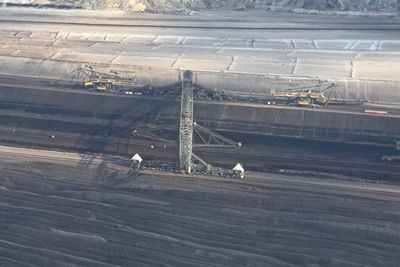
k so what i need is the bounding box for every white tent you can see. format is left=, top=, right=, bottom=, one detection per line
left=233, top=163, right=244, bottom=172
left=131, top=153, right=143, bottom=163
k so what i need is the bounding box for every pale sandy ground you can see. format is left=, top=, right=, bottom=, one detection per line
left=0, top=8, right=399, bottom=81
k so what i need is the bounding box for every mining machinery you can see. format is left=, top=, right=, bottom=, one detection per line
left=179, top=70, right=194, bottom=173
left=81, top=65, right=136, bottom=92
left=83, top=79, right=114, bottom=91
left=271, top=83, right=335, bottom=107
left=131, top=70, right=243, bottom=177
left=271, top=89, right=327, bottom=106
left=178, top=70, right=242, bottom=175
left=192, top=81, right=336, bottom=108
left=63, top=64, right=136, bottom=92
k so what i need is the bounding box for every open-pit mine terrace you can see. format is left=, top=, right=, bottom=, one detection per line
left=0, top=8, right=400, bottom=103
left=0, top=74, right=399, bottom=180
left=0, top=7, right=400, bottom=266
left=0, top=8, right=399, bottom=149
left=0, top=145, right=400, bottom=266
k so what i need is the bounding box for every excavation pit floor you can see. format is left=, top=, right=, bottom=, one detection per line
left=0, top=145, right=400, bottom=266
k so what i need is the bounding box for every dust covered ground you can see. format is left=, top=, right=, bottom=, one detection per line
left=1, top=146, right=400, bottom=266
left=1, top=8, right=400, bottom=83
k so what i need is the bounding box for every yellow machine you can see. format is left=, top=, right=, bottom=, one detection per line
left=75, top=65, right=136, bottom=93
left=271, top=89, right=328, bottom=106
left=83, top=79, right=113, bottom=91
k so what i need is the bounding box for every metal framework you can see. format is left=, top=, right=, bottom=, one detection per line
left=61, top=64, right=136, bottom=86
left=179, top=70, right=194, bottom=173
left=193, top=122, right=239, bottom=148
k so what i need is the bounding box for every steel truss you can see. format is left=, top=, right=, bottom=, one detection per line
left=179, top=70, right=194, bottom=173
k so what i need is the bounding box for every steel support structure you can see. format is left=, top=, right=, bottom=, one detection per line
left=193, top=122, right=239, bottom=148
left=179, top=70, right=194, bottom=173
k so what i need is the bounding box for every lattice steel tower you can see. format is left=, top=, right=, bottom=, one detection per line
left=179, top=70, right=194, bottom=173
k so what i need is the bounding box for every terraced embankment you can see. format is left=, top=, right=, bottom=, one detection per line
left=0, top=75, right=399, bottom=181
left=0, top=8, right=400, bottom=104
left=0, top=76, right=399, bottom=147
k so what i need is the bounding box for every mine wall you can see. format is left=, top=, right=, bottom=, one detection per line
left=0, top=85, right=399, bottom=148
left=1, top=56, right=400, bottom=104
left=195, top=73, right=400, bottom=104
left=194, top=102, right=400, bottom=147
